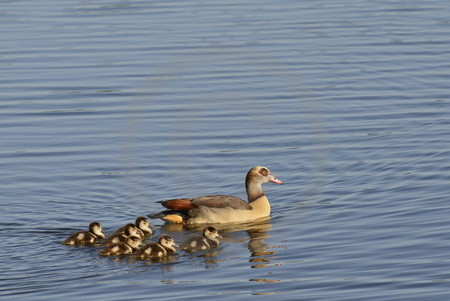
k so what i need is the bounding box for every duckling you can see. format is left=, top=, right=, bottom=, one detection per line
left=181, top=226, right=223, bottom=252
left=134, top=234, right=179, bottom=259
left=112, top=222, right=138, bottom=235
left=98, top=236, right=141, bottom=256
left=115, top=217, right=152, bottom=238
left=135, top=216, right=153, bottom=236
left=61, top=222, right=105, bottom=245
left=102, top=223, right=142, bottom=246
left=203, top=226, right=223, bottom=248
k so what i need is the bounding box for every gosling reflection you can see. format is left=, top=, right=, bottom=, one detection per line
left=161, top=218, right=277, bottom=269
left=136, top=255, right=178, bottom=265
left=240, top=220, right=277, bottom=268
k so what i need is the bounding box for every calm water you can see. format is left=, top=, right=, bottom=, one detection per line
left=1, top=0, right=450, bottom=300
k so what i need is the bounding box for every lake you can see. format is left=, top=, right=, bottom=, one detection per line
left=1, top=0, right=450, bottom=300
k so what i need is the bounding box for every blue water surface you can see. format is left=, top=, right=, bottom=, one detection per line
left=1, top=0, right=450, bottom=300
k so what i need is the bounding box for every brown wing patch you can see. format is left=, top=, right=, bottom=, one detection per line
left=160, top=198, right=196, bottom=211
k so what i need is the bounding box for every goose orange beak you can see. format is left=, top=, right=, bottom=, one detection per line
left=268, top=173, right=283, bottom=184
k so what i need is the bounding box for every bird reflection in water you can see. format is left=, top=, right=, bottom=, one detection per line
left=245, top=221, right=278, bottom=268
left=161, top=217, right=280, bottom=269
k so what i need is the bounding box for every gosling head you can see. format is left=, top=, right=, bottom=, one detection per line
left=136, top=216, right=150, bottom=230
left=123, top=223, right=139, bottom=236
left=126, top=236, right=141, bottom=249
left=89, top=222, right=105, bottom=239
left=159, top=234, right=179, bottom=248
left=203, top=226, right=222, bottom=239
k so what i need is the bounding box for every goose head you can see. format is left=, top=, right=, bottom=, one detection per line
left=245, top=166, right=282, bottom=201
left=246, top=166, right=283, bottom=186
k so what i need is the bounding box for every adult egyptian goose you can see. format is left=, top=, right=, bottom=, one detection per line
left=148, top=166, right=282, bottom=224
